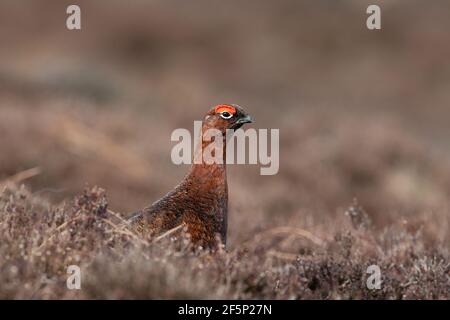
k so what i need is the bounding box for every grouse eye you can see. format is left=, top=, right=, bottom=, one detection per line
left=220, top=111, right=233, bottom=119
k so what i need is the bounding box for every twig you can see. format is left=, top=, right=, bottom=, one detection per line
left=107, top=209, right=131, bottom=226
left=154, top=223, right=186, bottom=243
left=243, top=226, right=325, bottom=247
left=266, top=249, right=317, bottom=261
left=266, top=250, right=299, bottom=261
left=0, top=167, right=41, bottom=188
left=101, top=218, right=150, bottom=246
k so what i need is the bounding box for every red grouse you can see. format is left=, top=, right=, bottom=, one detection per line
left=129, top=104, right=253, bottom=248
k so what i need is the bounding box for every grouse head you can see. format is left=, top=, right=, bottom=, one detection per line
left=203, top=104, right=253, bottom=133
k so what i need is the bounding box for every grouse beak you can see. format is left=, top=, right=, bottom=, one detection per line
left=236, top=115, right=253, bottom=125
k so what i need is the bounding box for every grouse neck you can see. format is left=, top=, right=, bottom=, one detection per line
left=188, top=125, right=228, bottom=180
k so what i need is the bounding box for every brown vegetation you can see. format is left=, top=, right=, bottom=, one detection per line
left=0, top=0, right=449, bottom=299
left=0, top=114, right=448, bottom=299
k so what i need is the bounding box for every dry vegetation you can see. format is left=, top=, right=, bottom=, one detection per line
left=0, top=182, right=448, bottom=299
left=0, top=115, right=448, bottom=299
left=0, top=0, right=449, bottom=299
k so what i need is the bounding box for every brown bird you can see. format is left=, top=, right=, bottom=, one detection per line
left=129, top=104, right=253, bottom=248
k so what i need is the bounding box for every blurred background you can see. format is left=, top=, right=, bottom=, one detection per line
left=0, top=0, right=449, bottom=245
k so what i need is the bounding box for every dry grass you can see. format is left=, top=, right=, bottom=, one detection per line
left=0, top=102, right=449, bottom=301
left=0, top=0, right=449, bottom=299
left=0, top=178, right=448, bottom=299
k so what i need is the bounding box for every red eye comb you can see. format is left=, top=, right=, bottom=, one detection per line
left=215, top=104, right=237, bottom=114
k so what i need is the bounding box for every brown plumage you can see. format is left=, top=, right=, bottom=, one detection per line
left=129, top=104, right=253, bottom=248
